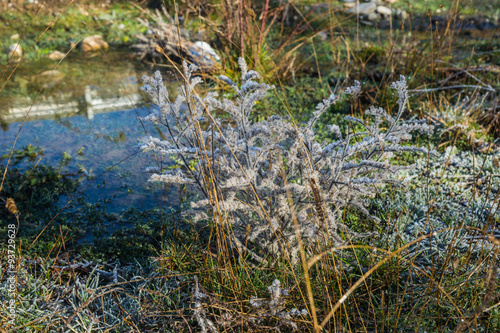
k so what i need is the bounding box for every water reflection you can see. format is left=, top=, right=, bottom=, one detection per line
left=1, top=105, right=181, bottom=212
left=0, top=53, right=180, bottom=213
left=1, top=82, right=141, bottom=122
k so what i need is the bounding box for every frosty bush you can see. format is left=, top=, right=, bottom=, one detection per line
left=139, top=58, right=435, bottom=263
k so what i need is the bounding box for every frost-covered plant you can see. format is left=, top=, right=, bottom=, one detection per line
left=192, top=276, right=218, bottom=333
left=249, top=279, right=307, bottom=330
left=139, top=58, right=435, bottom=262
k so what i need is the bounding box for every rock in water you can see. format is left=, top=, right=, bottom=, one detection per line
left=81, top=35, right=109, bottom=53
left=33, top=70, right=65, bottom=88
left=48, top=51, right=66, bottom=61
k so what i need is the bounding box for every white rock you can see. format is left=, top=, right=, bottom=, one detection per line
left=7, top=43, right=22, bottom=60
left=191, top=41, right=220, bottom=61
left=376, top=5, right=392, bottom=18
left=347, top=2, right=377, bottom=15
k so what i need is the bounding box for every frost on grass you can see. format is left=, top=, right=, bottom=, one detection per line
left=139, top=59, right=435, bottom=262
left=192, top=276, right=218, bottom=333
left=249, top=279, right=307, bottom=330
left=187, top=277, right=306, bottom=331
left=378, top=145, right=500, bottom=268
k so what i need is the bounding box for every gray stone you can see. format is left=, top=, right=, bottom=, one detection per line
left=188, top=41, right=220, bottom=68
left=347, top=2, right=376, bottom=15
left=367, top=12, right=379, bottom=21
left=376, top=5, right=392, bottom=18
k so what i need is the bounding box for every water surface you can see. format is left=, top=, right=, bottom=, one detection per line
left=0, top=52, right=180, bottom=213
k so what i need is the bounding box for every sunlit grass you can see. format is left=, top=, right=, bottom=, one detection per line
left=1, top=0, right=499, bottom=332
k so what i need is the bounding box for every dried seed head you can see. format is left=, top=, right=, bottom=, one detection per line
left=6, top=198, right=18, bottom=215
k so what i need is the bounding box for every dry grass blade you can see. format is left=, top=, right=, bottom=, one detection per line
left=319, top=227, right=476, bottom=329
left=283, top=167, right=319, bottom=331
left=453, top=244, right=500, bottom=332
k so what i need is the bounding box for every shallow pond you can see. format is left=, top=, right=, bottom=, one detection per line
left=0, top=51, right=181, bottom=213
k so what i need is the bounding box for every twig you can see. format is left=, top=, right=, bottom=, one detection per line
left=409, top=85, right=495, bottom=95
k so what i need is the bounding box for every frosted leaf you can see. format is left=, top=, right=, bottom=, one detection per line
left=182, top=60, right=190, bottom=79
left=345, top=80, right=361, bottom=98
left=240, top=81, right=260, bottom=96
left=327, top=124, right=342, bottom=139
left=250, top=297, right=263, bottom=308
left=238, top=57, right=248, bottom=76
left=315, top=93, right=338, bottom=115
left=390, top=75, right=409, bottom=107
left=190, top=76, right=203, bottom=89
left=243, top=70, right=260, bottom=82
left=219, top=75, right=236, bottom=87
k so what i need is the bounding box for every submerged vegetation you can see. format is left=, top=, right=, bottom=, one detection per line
left=1, top=0, right=500, bottom=331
